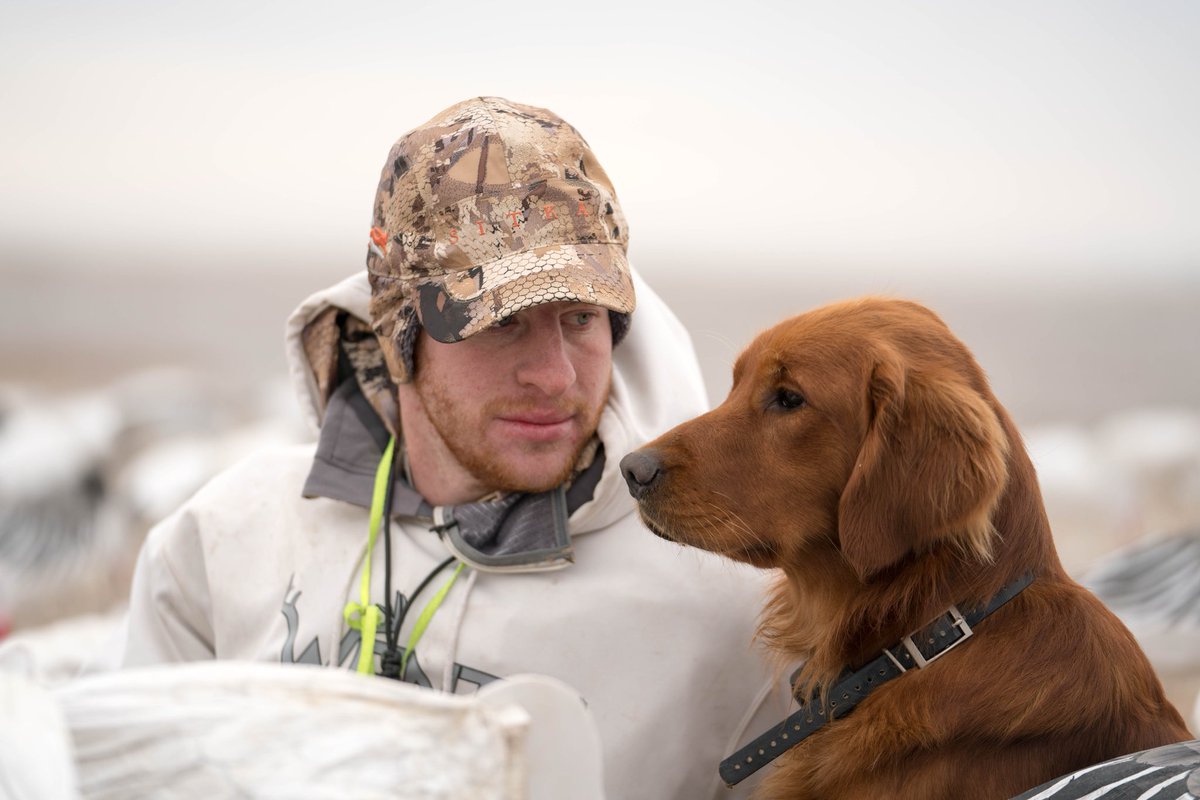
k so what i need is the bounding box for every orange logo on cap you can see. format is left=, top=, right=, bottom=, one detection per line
left=369, top=227, right=389, bottom=254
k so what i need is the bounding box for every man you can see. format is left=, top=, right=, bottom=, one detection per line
left=120, top=97, right=780, bottom=798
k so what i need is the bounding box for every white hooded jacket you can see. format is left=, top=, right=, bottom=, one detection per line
left=120, top=270, right=783, bottom=799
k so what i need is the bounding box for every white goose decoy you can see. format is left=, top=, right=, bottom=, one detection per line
left=1085, top=529, right=1200, bottom=674
left=0, top=370, right=307, bottom=635
left=1011, top=739, right=1200, bottom=799
left=0, top=387, right=128, bottom=630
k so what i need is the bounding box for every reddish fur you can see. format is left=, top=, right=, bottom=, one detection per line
left=632, top=298, right=1190, bottom=799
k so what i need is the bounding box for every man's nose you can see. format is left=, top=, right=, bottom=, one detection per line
left=620, top=449, right=664, bottom=499
left=516, top=328, right=576, bottom=395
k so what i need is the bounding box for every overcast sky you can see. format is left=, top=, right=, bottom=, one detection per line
left=2, top=0, right=1198, bottom=283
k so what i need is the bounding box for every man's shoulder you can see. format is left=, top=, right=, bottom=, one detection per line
left=175, top=441, right=317, bottom=511
left=140, top=442, right=319, bottom=554
left=221, top=441, right=316, bottom=473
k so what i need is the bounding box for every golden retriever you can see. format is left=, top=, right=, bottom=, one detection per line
left=620, top=297, right=1190, bottom=799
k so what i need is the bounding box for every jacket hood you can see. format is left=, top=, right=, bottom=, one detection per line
left=284, top=268, right=708, bottom=537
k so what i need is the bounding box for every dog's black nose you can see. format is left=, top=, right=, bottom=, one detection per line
left=620, top=449, right=664, bottom=499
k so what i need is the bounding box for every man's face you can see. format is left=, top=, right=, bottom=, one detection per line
left=412, top=302, right=613, bottom=494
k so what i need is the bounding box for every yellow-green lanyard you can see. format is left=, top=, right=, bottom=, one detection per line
left=342, top=437, right=465, bottom=677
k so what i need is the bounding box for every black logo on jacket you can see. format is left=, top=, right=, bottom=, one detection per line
left=280, top=576, right=498, bottom=692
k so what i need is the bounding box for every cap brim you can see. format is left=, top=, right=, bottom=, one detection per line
left=414, top=243, right=635, bottom=343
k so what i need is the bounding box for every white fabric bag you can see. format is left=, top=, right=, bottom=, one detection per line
left=7, top=662, right=604, bottom=800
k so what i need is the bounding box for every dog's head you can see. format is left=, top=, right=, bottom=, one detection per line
left=621, top=297, right=1010, bottom=581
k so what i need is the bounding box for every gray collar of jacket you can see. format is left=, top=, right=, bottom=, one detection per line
left=301, top=377, right=604, bottom=571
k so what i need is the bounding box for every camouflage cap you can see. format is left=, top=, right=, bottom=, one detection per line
left=366, top=97, right=636, bottom=383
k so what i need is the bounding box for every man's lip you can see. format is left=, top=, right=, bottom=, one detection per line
left=495, top=412, right=577, bottom=442
left=498, top=412, right=575, bottom=425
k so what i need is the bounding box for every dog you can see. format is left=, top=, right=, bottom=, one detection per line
left=620, top=297, right=1190, bottom=799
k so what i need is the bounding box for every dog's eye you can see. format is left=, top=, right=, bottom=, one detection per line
left=773, top=389, right=807, bottom=410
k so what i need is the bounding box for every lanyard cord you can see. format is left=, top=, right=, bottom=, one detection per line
left=381, top=438, right=401, bottom=660
left=342, top=437, right=394, bottom=676
left=343, top=436, right=466, bottom=680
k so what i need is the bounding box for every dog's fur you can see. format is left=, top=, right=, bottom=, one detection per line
left=625, top=298, right=1190, bottom=799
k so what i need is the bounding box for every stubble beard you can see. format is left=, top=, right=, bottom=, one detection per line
left=415, top=375, right=611, bottom=496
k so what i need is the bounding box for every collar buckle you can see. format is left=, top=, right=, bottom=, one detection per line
left=893, top=604, right=973, bottom=671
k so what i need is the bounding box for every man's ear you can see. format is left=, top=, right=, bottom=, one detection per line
left=837, top=349, right=1010, bottom=582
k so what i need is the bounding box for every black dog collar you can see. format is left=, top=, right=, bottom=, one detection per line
left=720, top=572, right=1035, bottom=787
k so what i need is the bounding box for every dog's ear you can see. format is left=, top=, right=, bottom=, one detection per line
left=838, top=348, right=1009, bottom=581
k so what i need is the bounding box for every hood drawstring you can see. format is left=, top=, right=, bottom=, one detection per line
left=399, top=560, right=465, bottom=680
left=343, top=436, right=467, bottom=679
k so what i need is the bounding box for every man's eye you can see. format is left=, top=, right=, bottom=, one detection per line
left=493, top=315, right=517, bottom=329
left=568, top=312, right=596, bottom=327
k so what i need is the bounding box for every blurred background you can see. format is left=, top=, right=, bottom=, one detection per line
left=2, top=0, right=1199, bottom=712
